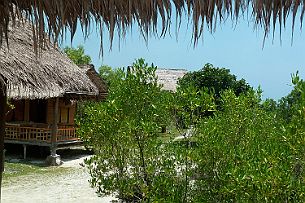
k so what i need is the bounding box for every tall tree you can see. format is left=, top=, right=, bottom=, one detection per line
left=99, top=65, right=116, bottom=86
left=77, top=59, right=178, bottom=201
left=64, top=45, right=91, bottom=65
left=178, top=63, right=252, bottom=102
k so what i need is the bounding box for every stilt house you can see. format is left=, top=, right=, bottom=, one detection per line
left=0, top=21, right=107, bottom=157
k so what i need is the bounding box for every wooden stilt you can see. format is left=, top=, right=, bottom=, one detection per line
left=23, top=144, right=27, bottom=160
left=46, top=97, right=62, bottom=166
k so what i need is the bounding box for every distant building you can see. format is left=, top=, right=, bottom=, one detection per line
left=156, top=69, right=188, bottom=92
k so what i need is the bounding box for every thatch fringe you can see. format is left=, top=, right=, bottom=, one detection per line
left=1, top=0, right=304, bottom=52
left=0, top=20, right=104, bottom=100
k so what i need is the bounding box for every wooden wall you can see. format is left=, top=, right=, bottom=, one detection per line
left=46, top=98, right=76, bottom=125
left=6, top=98, right=76, bottom=126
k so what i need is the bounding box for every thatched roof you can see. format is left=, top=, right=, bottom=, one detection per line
left=79, top=64, right=108, bottom=100
left=1, top=1, right=304, bottom=52
left=156, top=69, right=187, bottom=92
left=0, top=21, right=106, bottom=100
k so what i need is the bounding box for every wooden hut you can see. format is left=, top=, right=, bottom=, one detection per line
left=0, top=21, right=107, bottom=164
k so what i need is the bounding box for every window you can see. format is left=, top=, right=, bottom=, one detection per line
left=59, top=107, right=70, bottom=124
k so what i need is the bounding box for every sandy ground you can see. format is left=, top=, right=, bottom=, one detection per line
left=2, top=154, right=117, bottom=203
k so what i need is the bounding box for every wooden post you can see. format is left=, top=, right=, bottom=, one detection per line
left=23, top=144, right=27, bottom=160
left=51, top=97, right=59, bottom=156
left=0, top=80, right=7, bottom=200
left=46, top=97, right=62, bottom=166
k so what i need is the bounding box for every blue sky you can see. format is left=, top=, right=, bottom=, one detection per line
left=62, top=16, right=305, bottom=100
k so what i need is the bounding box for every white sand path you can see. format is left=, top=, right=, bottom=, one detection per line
left=2, top=155, right=116, bottom=203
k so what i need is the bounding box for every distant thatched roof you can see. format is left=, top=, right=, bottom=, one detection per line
left=0, top=21, right=106, bottom=100
left=1, top=1, right=304, bottom=52
left=156, top=69, right=187, bottom=92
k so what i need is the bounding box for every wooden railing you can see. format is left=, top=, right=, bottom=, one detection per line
left=57, top=128, right=78, bottom=142
left=5, top=123, right=79, bottom=143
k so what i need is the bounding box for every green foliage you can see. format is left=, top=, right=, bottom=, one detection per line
left=174, top=85, right=215, bottom=129
left=98, top=65, right=115, bottom=85
left=261, top=98, right=278, bottom=113
left=77, top=59, right=185, bottom=201
left=277, top=72, right=305, bottom=125
left=178, top=63, right=252, bottom=105
left=63, top=45, right=91, bottom=65
left=284, top=72, right=305, bottom=139
left=98, top=65, right=120, bottom=88
left=192, top=90, right=305, bottom=202
left=77, top=61, right=305, bottom=202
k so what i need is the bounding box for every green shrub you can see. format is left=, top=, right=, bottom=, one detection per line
left=77, top=64, right=305, bottom=202
left=77, top=59, right=189, bottom=202
left=193, top=90, right=305, bottom=202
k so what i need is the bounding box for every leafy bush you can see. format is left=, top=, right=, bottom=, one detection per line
left=192, top=90, right=305, bottom=202
left=77, top=59, right=188, bottom=201
left=277, top=72, right=305, bottom=125
left=77, top=61, right=305, bottom=202
left=174, top=85, right=216, bottom=129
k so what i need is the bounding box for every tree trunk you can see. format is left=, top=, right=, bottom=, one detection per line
left=0, top=81, right=6, bottom=201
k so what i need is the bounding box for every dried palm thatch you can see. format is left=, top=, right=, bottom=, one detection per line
left=1, top=0, right=305, bottom=52
left=0, top=20, right=106, bottom=100
left=79, top=64, right=108, bottom=100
